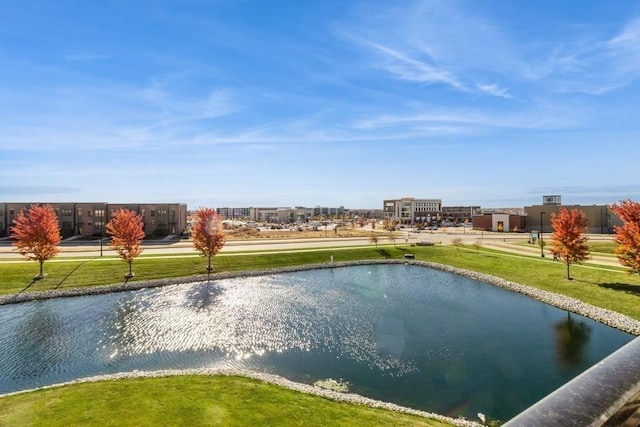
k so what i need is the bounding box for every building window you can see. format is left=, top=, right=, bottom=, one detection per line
left=95, top=209, right=105, bottom=218
left=150, top=210, right=155, bottom=217
left=60, top=209, right=72, bottom=216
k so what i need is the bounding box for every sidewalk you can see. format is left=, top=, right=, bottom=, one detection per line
left=482, top=241, right=621, bottom=268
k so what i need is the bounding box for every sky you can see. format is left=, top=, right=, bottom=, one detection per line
left=2, top=1, right=640, bottom=209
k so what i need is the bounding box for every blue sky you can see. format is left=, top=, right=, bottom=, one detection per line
left=2, top=1, right=640, bottom=209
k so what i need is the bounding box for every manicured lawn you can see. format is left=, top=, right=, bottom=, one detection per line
left=2, top=243, right=640, bottom=426
left=0, top=247, right=401, bottom=295
left=419, top=245, right=640, bottom=321
left=589, top=241, right=617, bottom=254
left=3, top=244, right=640, bottom=320
left=0, top=375, right=449, bottom=427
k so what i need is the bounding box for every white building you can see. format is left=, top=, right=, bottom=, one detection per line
left=383, top=197, right=442, bottom=225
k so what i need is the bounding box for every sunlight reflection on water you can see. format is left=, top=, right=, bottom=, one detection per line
left=0, top=264, right=634, bottom=421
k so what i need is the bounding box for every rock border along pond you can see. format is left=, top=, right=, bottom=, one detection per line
left=2, top=259, right=640, bottom=426
left=2, top=259, right=639, bottom=335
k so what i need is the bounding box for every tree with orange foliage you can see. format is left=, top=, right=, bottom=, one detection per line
left=611, top=200, right=640, bottom=275
left=106, top=209, right=145, bottom=278
left=11, top=204, right=61, bottom=279
left=550, top=208, right=590, bottom=280
left=192, top=207, right=226, bottom=277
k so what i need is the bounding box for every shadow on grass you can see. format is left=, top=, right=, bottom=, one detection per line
left=55, top=258, right=97, bottom=289
left=598, top=282, right=640, bottom=297
left=375, top=249, right=393, bottom=258
left=17, top=277, right=40, bottom=294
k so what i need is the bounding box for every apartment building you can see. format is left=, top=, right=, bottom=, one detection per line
left=383, top=197, right=443, bottom=225
left=1, top=202, right=187, bottom=238
left=217, top=206, right=350, bottom=223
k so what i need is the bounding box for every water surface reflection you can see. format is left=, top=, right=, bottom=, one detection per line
left=0, top=264, right=633, bottom=421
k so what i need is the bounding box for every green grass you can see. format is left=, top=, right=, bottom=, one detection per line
left=3, top=244, right=640, bottom=320
left=426, top=245, right=640, bottom=320
left=514, top=239, right=618, bottom=255
left=0, top=375, right=448, bottom=427
left=0, top=247, right=404, bottom=295
left=589, top=241, right=617, bottom=254
left=3, top=244, right=640, bottom=426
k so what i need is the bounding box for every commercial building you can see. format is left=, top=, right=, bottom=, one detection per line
left=1, top=202, right=188, bottom=238
left=216, top=205, right=362, bottom=223
left=441, top=206, right=482, bottom=224
left=383, top=197, right=443, bottom=225
left=472, top=213, right=527, bottom=232
left=524, top=195, right=619, bottom=234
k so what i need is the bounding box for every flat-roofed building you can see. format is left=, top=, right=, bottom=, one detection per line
left=0, top=202, right=187, bottom=238
left=441, top=206, right=482, bottom=224
left=524, top=195, right=618, bottom=234
left=383, top=197, right=442, bottom=225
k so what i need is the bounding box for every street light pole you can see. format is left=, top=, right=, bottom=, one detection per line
left=540, top=211, right=546, bottom=258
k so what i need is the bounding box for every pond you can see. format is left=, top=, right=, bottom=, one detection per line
left=0, top=264, right=634, bottom=421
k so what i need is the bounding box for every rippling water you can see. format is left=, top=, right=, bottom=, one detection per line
left=0, top=264, right=634, bottom=420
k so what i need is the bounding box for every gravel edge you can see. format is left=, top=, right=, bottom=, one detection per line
left=2, top=259, right=639, bottom=335
left=2, top=259, right=640, bottom=426
left=0, top=368, right=480, bottom=427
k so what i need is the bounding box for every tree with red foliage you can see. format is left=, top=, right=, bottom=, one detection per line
left=192, top=207, right=226, bottom=277
left=11, top=204, right=61, bottom=279
left=611, top=200, right=640, bottom=275
left=550, top=208, right=590, bottom=280
left=106, top=209, right=145, bottom=278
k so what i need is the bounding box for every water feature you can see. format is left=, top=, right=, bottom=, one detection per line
left=0, top=264, right=634, bottom=421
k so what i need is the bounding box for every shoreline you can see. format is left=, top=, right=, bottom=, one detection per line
left=2, top=259, right=640, bottom=335
left=2, top=260, right=640, bottom=426
left=0, top=368, right=481, bottom=427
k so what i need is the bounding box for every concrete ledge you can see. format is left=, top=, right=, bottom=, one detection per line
left=504, top=336, right=640, bottom=426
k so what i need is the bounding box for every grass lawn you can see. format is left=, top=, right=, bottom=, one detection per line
left=589, top=241, right=617, bottom=254
left=2, top=243, right=640, bottom=426
left=3, top=244, right=640, bottom=320
left=0, top=375, right=449, bottom=427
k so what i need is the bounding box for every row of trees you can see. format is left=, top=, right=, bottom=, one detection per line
left=11, top=205, right=226, bottom=279
left=10, top=200, right=640, bottom=281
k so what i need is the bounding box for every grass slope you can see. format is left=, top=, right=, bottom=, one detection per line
left=2, top=245, right=640, bottom=320
left=0, top=376, right=449, bottom=427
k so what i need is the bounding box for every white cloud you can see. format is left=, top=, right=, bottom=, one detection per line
left=476, top=84, right=512, bottom=99
left=64, top=51, right=110, bottom=62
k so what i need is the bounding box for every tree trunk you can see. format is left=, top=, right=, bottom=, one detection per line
left=566, top=262, right=571, bottom=280
left=39, top=260, right=44, bottom=278
left=128, top=260, right=133, bottom=277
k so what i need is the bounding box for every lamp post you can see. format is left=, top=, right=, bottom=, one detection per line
left=540, top=211, right=546, bottom=258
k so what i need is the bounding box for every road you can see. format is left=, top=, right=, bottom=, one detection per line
left=0, top=229, right=619, bottom=268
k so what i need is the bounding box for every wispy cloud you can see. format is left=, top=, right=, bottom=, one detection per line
left=0, top=185, right=80, bottom=195
left=64, top=51, right=110, bottom=62
left=476, top=84, right=512, bottom=99
left=526, top=17, right=640, bottom=94
left=357, top=40, right=467, bottom=91
left=337, top=1, right=516, bottom=98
